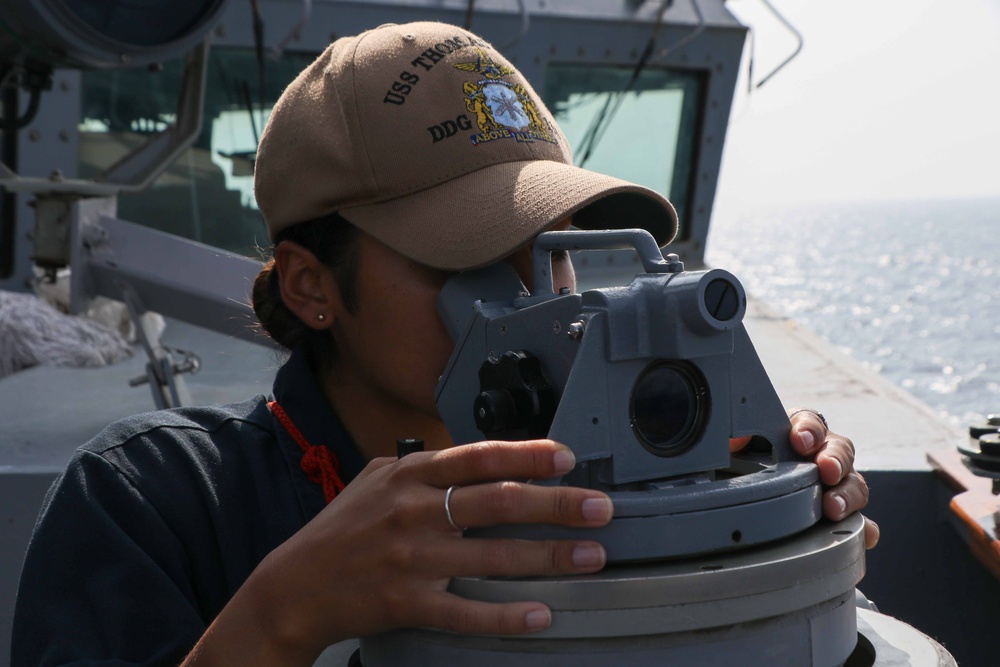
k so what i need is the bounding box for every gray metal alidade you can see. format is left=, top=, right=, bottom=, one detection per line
left=360, top=229, right=955, bottom=666
left=436, top=229, right=822, bottom=562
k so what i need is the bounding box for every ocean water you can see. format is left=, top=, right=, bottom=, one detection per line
left=706, top=197, right=1000, bottom=427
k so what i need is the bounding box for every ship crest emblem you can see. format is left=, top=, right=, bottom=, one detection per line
left=453, top=50, right=558, bottom=146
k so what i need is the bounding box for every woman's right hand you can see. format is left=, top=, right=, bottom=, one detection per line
left=186, top=439, right=612, bottom=665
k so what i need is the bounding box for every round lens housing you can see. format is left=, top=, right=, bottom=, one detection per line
left=62, top=0, right=224, bottom=48
left=630, top=361, right=709, bottom=457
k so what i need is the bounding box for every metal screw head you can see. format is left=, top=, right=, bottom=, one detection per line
left=499, top=324, right=507, bottom=336
left=552, top=320, right=562, bottom=334
left=567, top=321, right=585, bottom=340
left=663, top=253, right=685, bottom=273
left=487, top=351, right=499, bottom=364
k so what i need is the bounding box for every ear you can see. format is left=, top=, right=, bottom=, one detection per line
left=273, top=241, right=341, bottom=329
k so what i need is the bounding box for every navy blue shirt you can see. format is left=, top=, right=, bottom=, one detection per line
left=12, top=346, right=368, bottom=666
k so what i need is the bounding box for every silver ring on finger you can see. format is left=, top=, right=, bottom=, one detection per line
left=444, top=485, right=465, bottom=532
left=789, top=408, right=828, bottom=430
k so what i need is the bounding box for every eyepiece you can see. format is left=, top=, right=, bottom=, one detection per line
left=704, top=278, right=741, bottom=322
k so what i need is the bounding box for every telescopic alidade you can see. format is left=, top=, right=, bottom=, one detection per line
left=361, top=229, right=955, bottom=666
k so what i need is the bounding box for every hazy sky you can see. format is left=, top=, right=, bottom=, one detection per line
left=714, top=0, right=1000, bottom=215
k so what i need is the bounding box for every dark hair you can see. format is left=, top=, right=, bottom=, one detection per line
left=252, top=212, right=360, bottom=371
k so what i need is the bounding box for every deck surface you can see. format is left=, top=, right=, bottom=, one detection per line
left=744, top=299, right=964, bottom=471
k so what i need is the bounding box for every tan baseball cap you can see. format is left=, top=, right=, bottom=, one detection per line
left=254, top=21, right=678, bottom=270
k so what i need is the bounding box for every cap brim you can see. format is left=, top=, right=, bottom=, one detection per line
left=339, top=160, right=678, bottom=271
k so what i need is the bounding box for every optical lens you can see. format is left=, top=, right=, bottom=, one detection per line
left=630, top=361, right=708, bottom=457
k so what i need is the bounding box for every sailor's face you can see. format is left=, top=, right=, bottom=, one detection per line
left=329, top=221, right=575, bottom=428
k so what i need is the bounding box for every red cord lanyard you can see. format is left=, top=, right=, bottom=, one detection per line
left=268, top=400, right=345, bottom=504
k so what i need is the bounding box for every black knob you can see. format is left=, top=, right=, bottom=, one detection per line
left=396, top=438, right=424, bottom=459
left=474, top=389, right=517, bottom=432
left=969, top=423, right=1000, bottom=439
left=474, top=351, right=557, bottom=440
left=979, top=433, right=1000, bottom=457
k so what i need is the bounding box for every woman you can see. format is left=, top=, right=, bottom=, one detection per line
left=12, top=21, right=875, bottom=666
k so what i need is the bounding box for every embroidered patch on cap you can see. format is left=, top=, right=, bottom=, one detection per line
left=454, top=49, right=558, bottom=146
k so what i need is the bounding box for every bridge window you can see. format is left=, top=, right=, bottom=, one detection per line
left=545, top=65, right=704, bottom=240
left=77, top=49, right=315, bottom=256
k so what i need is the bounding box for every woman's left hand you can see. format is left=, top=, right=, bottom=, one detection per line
left=730, top=408, right=879, bottom=549
left=786, top=408, right=879, bottom=549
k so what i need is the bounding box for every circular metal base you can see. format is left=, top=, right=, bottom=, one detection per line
left=362, top=514, right=867, bottom=666
left=855, top=608, right=957, bottom=667
left=469, top=462, right=823, bottom=561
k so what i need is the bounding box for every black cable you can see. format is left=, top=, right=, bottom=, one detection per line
left=0, top=62, right=51, bottom=131
left=578, top=1, right=670, bottom=167
left=464, top=0, right=476, bottom=30
left=10, top=87, right=41, bottom=130
left=249, top=0, right=267, bottom=144
left=241, top=80, right=260, bottom=146
left=0, top=67, right=17, bottom=279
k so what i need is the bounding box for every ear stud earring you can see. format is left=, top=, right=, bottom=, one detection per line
left=317, top=313, right=326, bottom=322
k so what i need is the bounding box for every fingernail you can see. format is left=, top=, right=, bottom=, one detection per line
left=832, top=494, right=847, bottom=516
left=553, top=449, right=576, bottom=474
left=797, top=428, right=815, bottom=453
left=832, top=458, right=844, bottom=480
left=581, top=497, right=613, bottom=523
left=867, top=519, right=880, bottom=547
left=525, top=609, right=551, bottom=630
left=572, top=544, right=606, bottom=569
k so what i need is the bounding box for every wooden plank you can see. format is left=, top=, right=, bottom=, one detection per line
left=928, top=448, right=1000, bottom=581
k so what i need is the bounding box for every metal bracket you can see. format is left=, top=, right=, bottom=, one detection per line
left=0, top=38, right=210, bottom=199
left=748, top=0, right=804, bottom=90
left=67, top=202, right=267, bottom=345
left=59, top=196, right=268, bottom=407
left=119, top=283, right=198, bottom=410
left=2, top=35, right=211, bottom=290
